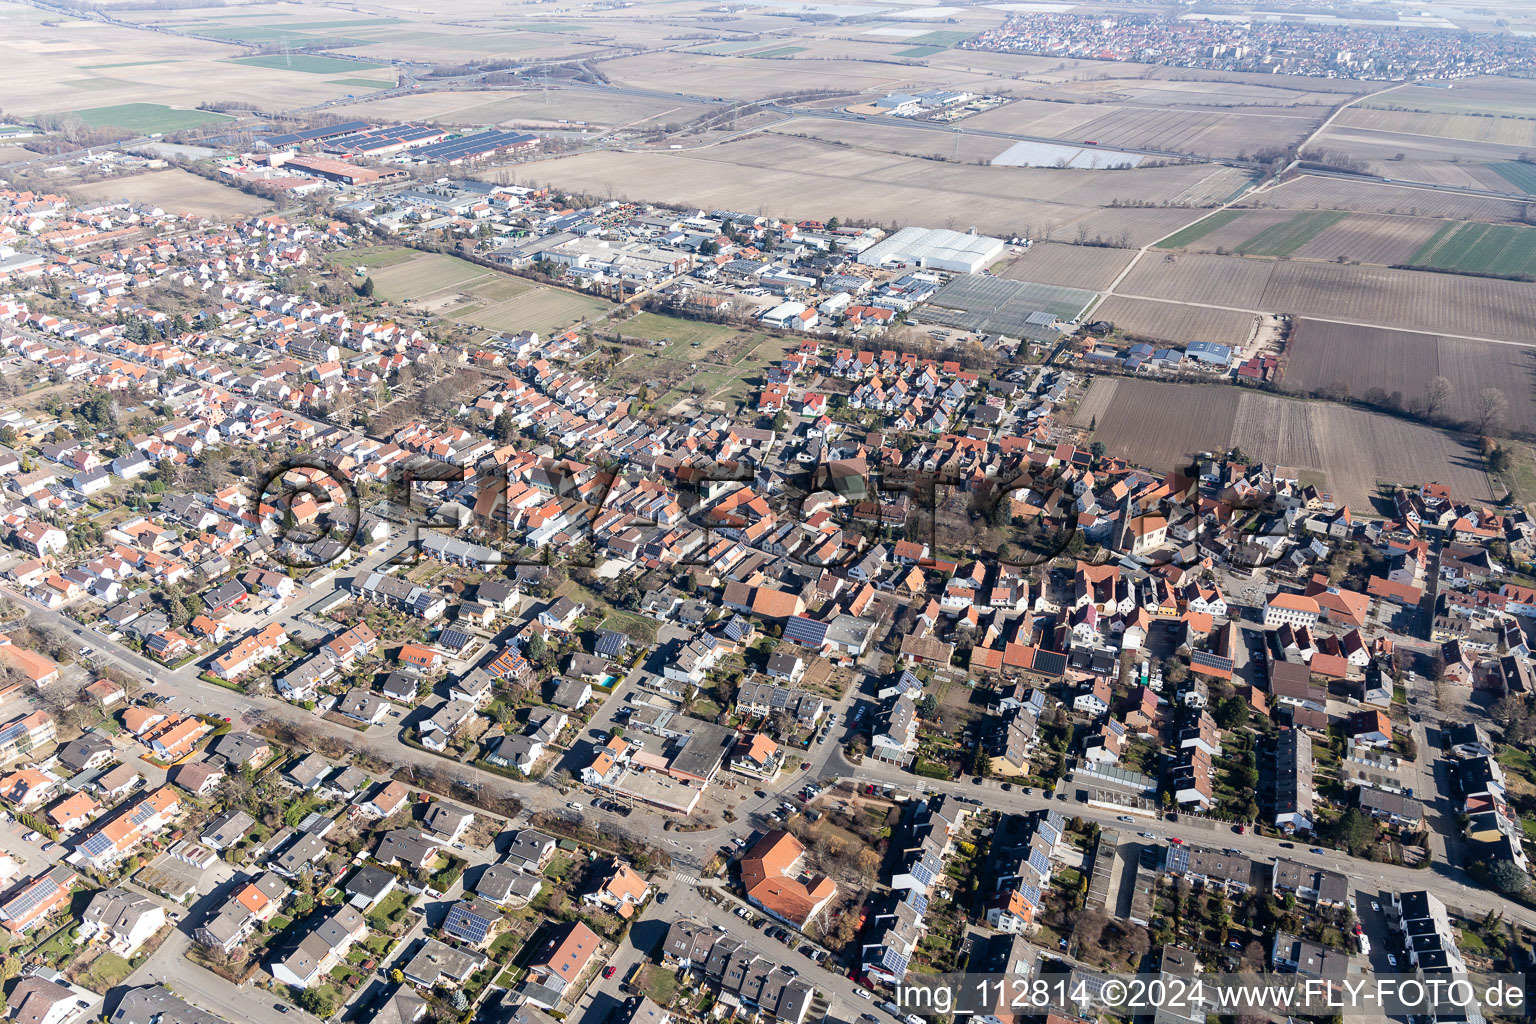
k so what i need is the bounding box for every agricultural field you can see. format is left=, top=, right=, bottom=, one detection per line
left=0, top=1, right=392, bottom=116
left=963, top=99, right=1322, bottom=159
left=1291, top=214, right=1444, bottom=265
left=1088, top=296, right=1258, bottom=347
left=1065, top=105, right=1318, bottom=159
left=521, top=135, right=1252, bottom=246
left=775, top=119, right=1019, bottom=166
left=1118, top=252, right=1536, bottom=342
left=1281, top=319, right=1536, bottom=436
left=1335, top=107, right=1536, bottom=148
left=66, top=169, right=273, bottom=219
left=1241, top=173, right=1528, bottom=224
left=353, top=88, right=714, bottom=130
left=1118, top=252, right=1274, bottom=309
left=1407, top=221, right=1536, bottom=278
left=1074, top=378, right=1494, bottom=508
left=69, top=103, right=231, bottom=134
left=1357, top=78, right=1536, bottom=118
left=995, top=243, right=1135, bottom=290
left=1230, top=210, right=1347, bottom=257
left=1487, top=161, right=1536, bottom=194
left=1073, top=379, right=1242, bottom=471
left=1312, top=124, right=1535, bottom=176
left=227, top=54, right=386, bottom=75
left=1158, top=210, right=1295, bottom=253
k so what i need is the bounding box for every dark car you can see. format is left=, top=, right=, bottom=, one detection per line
left=1000, top=783, right=1012, bottom=791
left=275, top=1006, right=290, bottom=1015
left=657, top=892, right=669, bottom=904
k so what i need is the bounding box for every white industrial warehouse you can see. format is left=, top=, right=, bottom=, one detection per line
left=856, top=226, right=1006, bottom=274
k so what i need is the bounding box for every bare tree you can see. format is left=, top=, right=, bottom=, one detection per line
left=1476, top=387, right=1510, bottom=435
left=1423, top=376, right=1455, bottom=418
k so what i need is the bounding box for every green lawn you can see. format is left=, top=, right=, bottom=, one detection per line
left=330, top=246, right=418, bottom=270
left=1500, top=442, right=1536, bottom=505
left=1234, top=210, right=1348, bottom=257
left=543, top=852, right=575, bottom=881
left=1156, top=209, right=1242, bottom=249
left=69, top=103, right=232, bottom=134
left=228, top=54, right=385, bottom=75
left=77, top=952, right=133, bottom=993
left=369, top=253, right=489, bottom=301
left=618, top=312, right=734, bottom=357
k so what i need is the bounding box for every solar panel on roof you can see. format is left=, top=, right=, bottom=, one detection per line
left=444, top=901, right=495, bottom=944
left=79, top=832, right=114, bottom=857
left=783, top=616, right=828, bottom=647
left=2, top=878, right=57, bottom=920
left=1036, top=650, right=1069, bottom=676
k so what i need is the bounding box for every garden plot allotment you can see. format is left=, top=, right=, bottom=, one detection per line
left=920, top=275, right=1096, bottom=335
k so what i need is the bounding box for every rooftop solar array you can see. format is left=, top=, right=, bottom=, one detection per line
left=783, top=615, right=829, bottom=647
left=443, top=900, right=495, bottom=944
left=261, top=121, right=372, bottom=147
left=329, top=124, right=444, bottom=154
left=413, top=130, right=538, bottom=162
left=1, top=876, right=59, bottom=921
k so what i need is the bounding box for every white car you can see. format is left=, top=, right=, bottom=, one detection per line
left=855, top=989, right=873, bottom=1001
left=22, top=831, right=40, bottom=843
left=567, top=802, right=583, bottom=810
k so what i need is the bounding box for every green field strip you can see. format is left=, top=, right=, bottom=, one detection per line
left=1408, top=220, right=1458, bottom=264
left=1489, top=161, right=1536, bottom=195
left=69, top=103, right=232, bottom=133
left=228, top=54, right=385, bottom=74
left=907, top=29, right=971, bottom=45
left=749, top=45, right=806, bottom=57
left=1234, top=210, right=1347, bottom=257
left=278, top=18, right=407, bottom=29
left=895, top=45, right=946, bottom=57
left=1408, top=220, right=1536, bottom=277
left=80, top=60, right=179, bottom=69
left=1155, top=209, right=1242, bottom=248
left=62, top=77, right=134, bottom=91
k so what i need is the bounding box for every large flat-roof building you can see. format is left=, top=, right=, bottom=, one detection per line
left=856, top=226, right=1006, bottom=274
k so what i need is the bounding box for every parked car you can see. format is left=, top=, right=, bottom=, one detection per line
left=603, top=966, right=617, bottom=979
